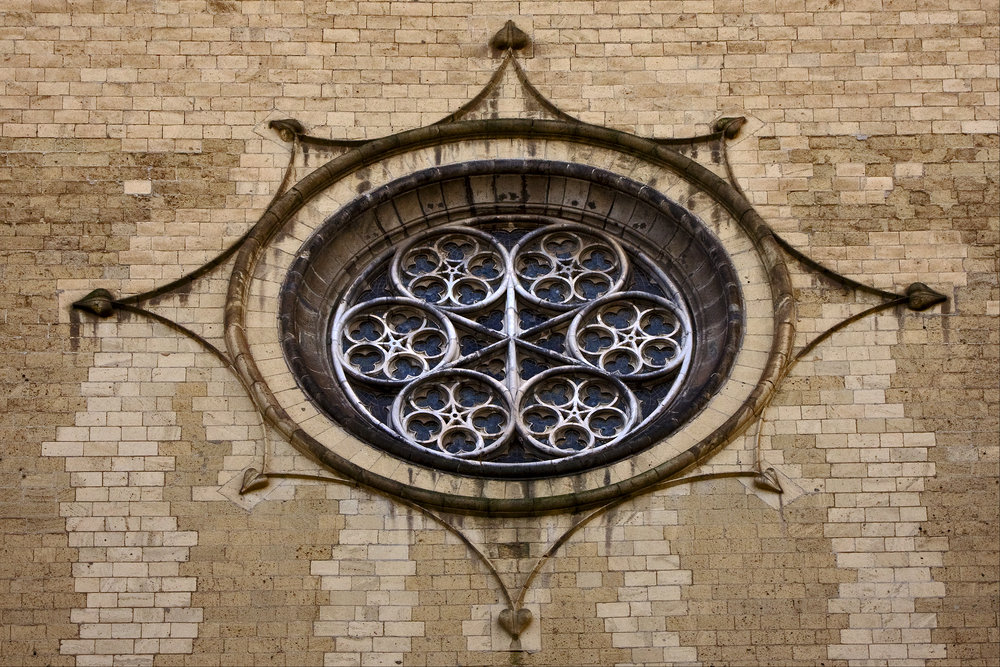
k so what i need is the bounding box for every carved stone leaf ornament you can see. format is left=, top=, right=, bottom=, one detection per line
left=498, top=606, right=533, bottom=640
left=72, top=288, right=115, bottom=318
left=753, top=467, right=783, bottom=494
left=240, top=468, right=269, bottom=494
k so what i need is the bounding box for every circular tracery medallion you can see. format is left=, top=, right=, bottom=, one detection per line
left=281, top=159, right=746, bottom=480
left=331, top=224, right=692, bottom=463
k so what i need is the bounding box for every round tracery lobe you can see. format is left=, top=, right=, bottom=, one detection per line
left=391, top=228, right=509, bottom=312
left=517, top=369, right=638, bottom=455
left=392, top=370, right=514, bottom=458
left=568, top=293, right=691, bottom=380
left=334, top=299, right=457, bottom=384
left=512, top=227, right=628, bottom=310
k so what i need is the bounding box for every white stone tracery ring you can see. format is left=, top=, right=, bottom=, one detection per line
left=511, top=226, right=629, bottom=311
left=333, top=298, right=459, bottom=385
left=567, top=293, right=692, bottom=381
left=516, top=368, right=639, bottom=457
left=391, top=369, right=515, bottom=458
left=390, top=227, right=510, bottom=313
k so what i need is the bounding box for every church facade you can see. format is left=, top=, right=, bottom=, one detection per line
left=1, top=3, right=997, bottom=666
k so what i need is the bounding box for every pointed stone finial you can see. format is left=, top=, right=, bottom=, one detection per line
left=72, top=289, right=116, bottom=318
left=240, top=468, right=269, bottom=494
left=905, top=282, right=947, bottom=311
left=268, top=118, right=305, bottom=143
left=490, top=20, right=530, bottom=51
left=712, top=116, right=747, bottom=139
left=753, top=467, right=783, bottom=494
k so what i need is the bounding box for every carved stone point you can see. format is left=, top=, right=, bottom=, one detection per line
left=490, top=20, right=530, bottom=51
left=72, top=289, right=116, bottom=318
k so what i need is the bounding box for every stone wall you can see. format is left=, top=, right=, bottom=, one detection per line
left=1, top=2, right=997, bottom=666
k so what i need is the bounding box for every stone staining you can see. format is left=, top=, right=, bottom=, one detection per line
left=330, top=224, right=693, bottom=465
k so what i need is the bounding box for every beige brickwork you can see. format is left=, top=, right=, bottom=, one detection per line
left=2, top=2, right=998, bottom=667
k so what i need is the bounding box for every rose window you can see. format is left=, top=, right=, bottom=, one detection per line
left=330, top=223, right=693, bottom=464
left=279, top=160, right=744, bottom=482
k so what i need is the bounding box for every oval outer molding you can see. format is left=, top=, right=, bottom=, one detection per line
left=225, top=118, right=795, bottom=516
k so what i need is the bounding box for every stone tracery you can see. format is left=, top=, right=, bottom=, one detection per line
left=331, top=224, right=693, bottom=462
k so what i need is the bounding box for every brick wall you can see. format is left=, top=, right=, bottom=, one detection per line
left=1, top=2, right=997, bottom=666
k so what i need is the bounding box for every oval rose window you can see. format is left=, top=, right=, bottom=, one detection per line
left=280, top=160, right=743, bottom=479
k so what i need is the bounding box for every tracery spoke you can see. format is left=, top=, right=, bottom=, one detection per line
left=514, top=339, right=581, bottom=371
left=516, top=307, right=578, bottom=338
left=434, top=338, right=510, bottom=374
left=441, top=310, right=508, bottom=341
